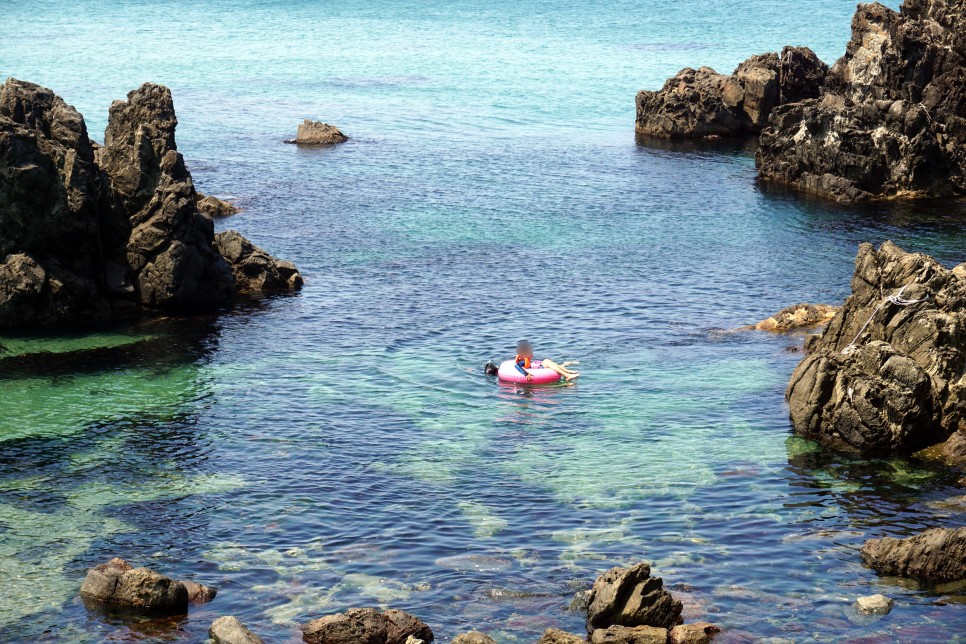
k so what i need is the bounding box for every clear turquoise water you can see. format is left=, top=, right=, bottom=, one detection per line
left=3, top=1, right=966, bottom=642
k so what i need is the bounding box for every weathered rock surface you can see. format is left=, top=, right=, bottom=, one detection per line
left=669, top=623, right=720, bottom=644
left=590, top=624, right=668, bottom=644
left=587, top=563, right=683, bottom=632
left=536, top=629, right=586, bottom=644
left=214, top=230, right=303, bottom=293
left=636, top=47, right=826, bottom=138
left=210, top=615, right=265, bottom=644
left=290, top=119, right=348, bottom=145
left=450, top=632, right=496, bottom=644
left=183, top=579, right=217, bottom=603
left=79, top=558, right=189, bottom=615
left=197, top=193, right=240, bottom=218
left=757, top=0, right=966, bottom=201
left=753, top=303, right=839, bottom=332
left=855, top=594, right=894, bottom=615
left=786, top=241, right=966, bottom=455
left=0, top=77, right=300, bottom=329
left=861, top=527, right=966, bottom=582
left=301, top=607, right=433, bottom=644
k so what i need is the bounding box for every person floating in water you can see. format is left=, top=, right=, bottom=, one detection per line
left=511, top=339, right=580, bottom=381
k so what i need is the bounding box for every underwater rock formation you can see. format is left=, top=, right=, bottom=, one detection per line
left=635, top=47, right=827, bottom=139
left=861, top=527, right=966, bottom=582
left=0, top=78, right=301, bottom=329
left=756, top=0, right=966, bottom=201
left=288, top=119, right=348, bottom=144
left=786, top=241, right=966, bottom=455
left=79, top=557, right=214, bottom=615
left=587, top=562, right=683, bottom=632
left=752, top=303, right=839, bottom=332
left=210, top=615, right=265, bottom=644
left=301, top=607, right=433, bottom=644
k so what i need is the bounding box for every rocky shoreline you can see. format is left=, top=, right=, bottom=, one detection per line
left=0, top=78, right=301, bottom=330
left=636, top=0, right=965, bottom=203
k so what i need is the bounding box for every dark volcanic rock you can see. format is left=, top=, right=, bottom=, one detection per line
left=79, top=558, right=189, bottom=615
left=214, top=230, right=303, bottom=293
left=0, top=78, right=301, bottom=329
left=301, top=607, right=433, bottom=644
left=861, top=527, right=966, bottom=582
left=786, top=241, right=966, bottom=455
left=197, top=193, right=240, bottom=218
left=587, top=562, right=683, bottom=632
left=636, top=47, right=826, bottom=139
left=756, top=0, right=966, bottom=201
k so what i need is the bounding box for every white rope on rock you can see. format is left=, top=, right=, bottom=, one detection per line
left=841, top=284, right=930, bottom=355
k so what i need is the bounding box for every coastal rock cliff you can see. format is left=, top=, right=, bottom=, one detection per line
left=785, top=241, right=966, bottom=456
left=635, top=47, right=827, bottom=139
left=0, top=78, right=301, bottom=328
left=756, top=0, right=966, bottom=201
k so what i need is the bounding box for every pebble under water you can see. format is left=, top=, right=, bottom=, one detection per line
left=2, top=0, right=966, bottom=641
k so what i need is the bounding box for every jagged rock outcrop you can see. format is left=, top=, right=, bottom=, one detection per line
left=288, top=119, right=348, bottom=145
left=861, top=527, right=966, bottom=582
left=757, top=0, right=966, bottom=201
left=214, top=230, right=303, bottom=293
left=0, top=78, right=301, bottom=329
left=301, top=607, right=433, bottom=644
left=78, top=557, right=214, bottom=615
left=587, top=563, right=683, bottom=632
left=636, top=47, right=827, bottom=138
left=197, top=193, right=240, bottom=218
left=786, top=241, right=966, bottom=455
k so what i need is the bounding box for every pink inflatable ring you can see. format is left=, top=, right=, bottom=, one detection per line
left=497, top=359, right=561, bottom=384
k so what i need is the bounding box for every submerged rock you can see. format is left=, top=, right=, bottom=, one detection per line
left=0, top=78, right=301, bottom=330
left=861, top=527, right=966, bottom=582
left=855, top=594, right=894, bottom=615
left=756, top=0, right=966, bottom=201
left=786, top=242, right=966, bottom=456
left=587, top=562, right=683, bottom=632
left=289, top=119, right=348, bottom=145
left=210, top=615, right=265, bottom=644
left=753, top=303, right=839, bottom=332
left=79, top=558, right=189, bottom=615
left=635, top=47, right=826, bottom=139
left=301, top=607, right=433, bottom=644
left=197, top=193, right=240, bottom=218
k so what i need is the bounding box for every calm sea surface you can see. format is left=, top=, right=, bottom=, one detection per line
left=2, top=1, right=966, bottom=641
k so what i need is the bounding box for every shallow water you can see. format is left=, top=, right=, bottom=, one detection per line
left=2, top=0, right=966, bottom=641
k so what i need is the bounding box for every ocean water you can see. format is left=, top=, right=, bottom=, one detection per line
left=3, top=0, right=966, bottom=642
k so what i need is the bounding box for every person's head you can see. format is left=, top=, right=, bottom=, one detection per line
left=484, top=361, right=499, bottom=376
left=516, top=339, right=533, bottom=358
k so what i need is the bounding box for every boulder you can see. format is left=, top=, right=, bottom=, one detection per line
left=756, top=0, right=966, bottom=201
left=197, top=193, right=240, bottom=218
left=79, top=558, right=188, bottom=615
left=209, top=616, right=265, bottom=644
left=587, top=563, right=683, bottom=632
left=940, top=430, right=966, bottom=466
left=536, top=629, right=586, bottom=644
left=861, top=527, right=966, bottom=582
left=590, top=625, right=669, bottom=644
left=635, top=47, right=826, bottom=139
left=214, top=230, right=303, bottom=293
left=669, top=623, right=720, bottom=644
left=0, top=77, right=301, bottom=330
left=569, top=589, right=592, bottom=613
left=290, top=119, right=348, bottom=145
left=450, top=633, right=496, bottom=644
left=753, top=303, right=839, bottom=332
left=855, top=594, right=894, bottom=615
left=786, top=242, right=966, bottom=455
left=301, top=608, right=433, bottom=644
left=183, top=580, right=217, bottom=603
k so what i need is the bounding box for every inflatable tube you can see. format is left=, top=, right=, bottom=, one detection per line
left=497, top=359, right=561, bottom=384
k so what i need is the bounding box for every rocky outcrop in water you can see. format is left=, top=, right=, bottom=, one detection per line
left=288, top=119, right=348, bottom=144
left=79, top=557, right=215, bottom=615
left=301, top=607, right=433, bottom=644
left=752, top=303, right=839, bottom=332
left=587, top=563, right=683, bottom=632
left=786, top=241, right=966, bottom=455
left=0, top=78, right=301, bottom=329
left=210, top=616, right=265, bottom=644
left=669, top=623, right=720, bottom=644
left=197, top=193, right=240, bottom=218
left=861, top=527, right=966, bottom=582
left=756, top=0, right=966, bottom=202
left=635, top=47, right=827, bottom=139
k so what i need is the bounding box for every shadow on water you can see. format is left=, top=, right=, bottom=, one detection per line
left=634, top=131, right=758, bottom=159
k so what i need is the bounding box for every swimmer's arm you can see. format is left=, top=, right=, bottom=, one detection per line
left=514, top=359, right=528, bottom=376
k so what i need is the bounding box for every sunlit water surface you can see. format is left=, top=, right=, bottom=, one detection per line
left=2, top=0, right=966, bottom=641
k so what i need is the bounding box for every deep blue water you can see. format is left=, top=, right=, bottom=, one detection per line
left=2, top=1, right=966, bottom=642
